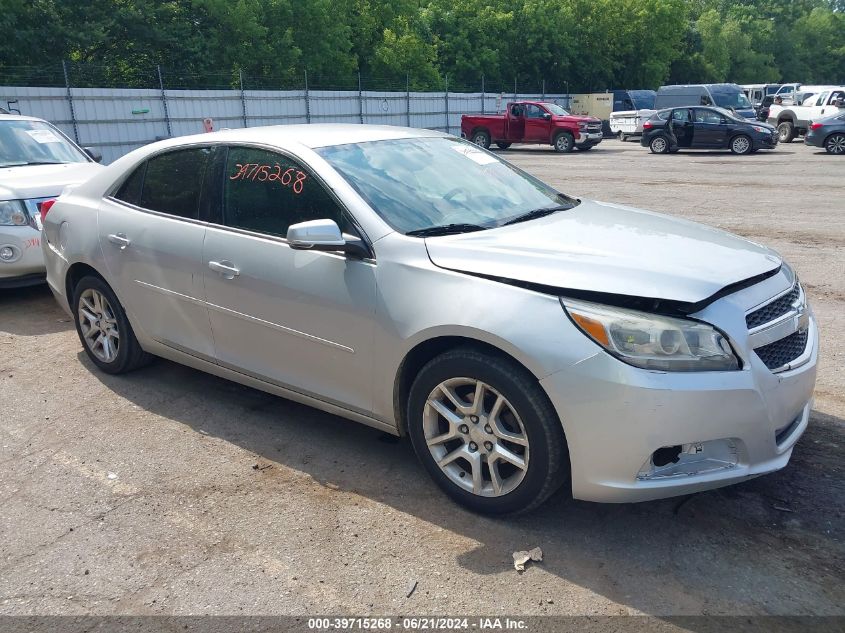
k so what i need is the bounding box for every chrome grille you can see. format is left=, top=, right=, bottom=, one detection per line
left=746, top=281, right=800, bottom=329
left=754, top=329, right=808, bottom=371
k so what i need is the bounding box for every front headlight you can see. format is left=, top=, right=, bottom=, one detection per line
left=752, top=125, right=769, bottom=134
left=0, top=200, right=29, bottom=227
left=561, top=298, right=740, bottom=372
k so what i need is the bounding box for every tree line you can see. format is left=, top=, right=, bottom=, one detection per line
left=1, top=0, right=843, bottom=91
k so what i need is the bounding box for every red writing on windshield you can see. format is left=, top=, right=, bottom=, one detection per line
left=229, top=163, right=307, bottom=194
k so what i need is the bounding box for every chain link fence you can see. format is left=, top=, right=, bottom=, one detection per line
left=1, top=62, right=574, bottom=164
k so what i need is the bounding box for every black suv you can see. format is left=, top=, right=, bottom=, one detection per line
left=641, top=106, right=778, bottom=155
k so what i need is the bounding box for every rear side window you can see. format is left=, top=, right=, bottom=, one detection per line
left=138, top=147, right=212, bottom=219
left=222, top=146, right=346, bottom=238
left=113, top=163, right=146, bottom=206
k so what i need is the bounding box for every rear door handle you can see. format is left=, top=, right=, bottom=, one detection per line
left=208, top=260, right=240, bottom=279
left=107, top=233, right=131, bottom=249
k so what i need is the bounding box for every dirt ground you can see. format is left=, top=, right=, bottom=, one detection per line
left=1, top=139, right=843, bottom=622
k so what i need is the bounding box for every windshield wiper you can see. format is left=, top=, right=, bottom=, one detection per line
left=406, top=223, right=488, bottom=237
left=502, top=205, right=569, bottom=226
left=1, top=161, right=66, bottom=167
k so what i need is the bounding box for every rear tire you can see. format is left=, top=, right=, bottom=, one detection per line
left=777, top=121, right=795, bottom=143
left=649, top=135, right=670, bottom=154
left=471, top=130, right=491, bottom=149
left=730, top=134, right=753, bottom=155
left=495, top=142, right=512, bottom=150
left=825, top=133, right=845, bottom=154
left=553, top=132, right=574, bottom=153
left=72, top=275, right=152, bottom=374
left=619, top=133, right=628, bottom=142
left=407, top=348, right=569, bottom=515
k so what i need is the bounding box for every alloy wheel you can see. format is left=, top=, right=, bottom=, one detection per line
left=650, top=137, right=667, bottom=153
left=732, top=136, right=751, bottom=154
left=827, top=134, right=845, bottom=154
left=77, top=288, right=120, bottom=363
left=555, top=135, right=571, bottom=152
left=423, top=378, right=529, bottom=497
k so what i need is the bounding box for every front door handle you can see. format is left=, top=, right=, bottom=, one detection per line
left=208, top=260, right=240, bottom=279
left=107, top=233, right=131, bottom=249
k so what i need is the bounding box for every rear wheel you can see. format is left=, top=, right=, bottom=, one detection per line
left=72, top=275, right=152, bottom=374
left=553, top=132, right=574, bottom=153
left=407, top=348, right=568, bottom=515
left=777, top=121, right=795, bottom=143
left=649, top=135, right=669, bottom=154
left=471, top=130, right=491, bottom=149
left=825, top=133, right=845, bottom=154
left=619, top=133, right=628, bottom=142
left=730, top=134, right=752, bottom=155
left=495, top=142, right=512, bottom=150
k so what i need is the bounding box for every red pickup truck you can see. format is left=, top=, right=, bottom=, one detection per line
left=461, top=101, right=604, bottom=152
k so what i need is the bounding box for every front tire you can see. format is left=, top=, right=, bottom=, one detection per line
left=407, top=348, right=568, bottom=515
left=649, top=135, right=670, bottom=154
left=553, top=132, right=574, bottom=153
left=730, top=134, right=752, bottom=155
left=825, top=133, right=845, bottom=154
left=72, top=275, right=152, bottom=374
left=777, top=121, right=795, bottom=143
left=471, top=130, right=491, bottom=149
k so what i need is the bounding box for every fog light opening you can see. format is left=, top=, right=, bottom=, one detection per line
left=652, top=445, right=682, bottom=467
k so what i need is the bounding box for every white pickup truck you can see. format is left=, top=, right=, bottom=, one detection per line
left=609, top=110, right=655, bottom=140
left=768, top=88, right=845, bottom=142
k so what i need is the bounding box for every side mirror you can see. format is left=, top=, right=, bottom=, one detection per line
left=84, top=147, right=103, bottom=163
left=287, top=219, right=369, bottom=258
left=542, top=112, right=551, bottom=120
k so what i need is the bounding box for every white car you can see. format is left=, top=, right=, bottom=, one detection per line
left=1, top=114, right=104, bottom=288
left=42, top=125, right=818, bottom=514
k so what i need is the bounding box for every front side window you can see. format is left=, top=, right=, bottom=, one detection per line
left=317, top=137, right=576, bottom=235
left=0, top=119, right=88, bottom=167
left=694, top=108, right=722, bottom=124
left=524, top=104, right=544, bottom=119
left=222, top=146, right=345, bottom=238
left=138, top=147, right=211, bottom=219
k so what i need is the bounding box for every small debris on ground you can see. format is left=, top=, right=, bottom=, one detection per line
left=107, top=472, right=118, bottom=480
left=252, top=463, right=272, bottom=471
left=512, top=546, right=543, bottom=571
left=773, top=504, right=794, bottom=513
left=405, top=579, right=418, bottom=598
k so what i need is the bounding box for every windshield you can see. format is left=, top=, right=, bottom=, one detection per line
left=317, top=137, right=577, bottom=234
left=629, top=90, right=656, bottom=109
left=0, top=119, right=88, bottom=167
left=710, top=90, right=752, bottom=110
left=540, top=103, right=570, bottom=116
left=712, top=107, right=747, bottom=123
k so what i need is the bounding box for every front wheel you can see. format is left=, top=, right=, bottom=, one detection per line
left=825, top=133, right=845, bottom=154
left=730, top=134, right=753, bottom=155
left=72, top=275, right=152, bottom=374
left=777, top=121, right=795, bottom=143
left=471, top=130, right=491, bottom=149
left=649, top=135, right=670, bottom=154
left=553, top=132, right=574, bottom=153
left=407, top=348, right=569, bottom=515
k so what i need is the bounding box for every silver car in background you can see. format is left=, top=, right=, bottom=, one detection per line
left=1, top=114, right=103, bottom=287
left=41, top=125, right=818, bottom=514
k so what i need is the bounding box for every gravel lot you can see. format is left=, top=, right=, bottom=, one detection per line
left=1, top=139, right=842, bottom=620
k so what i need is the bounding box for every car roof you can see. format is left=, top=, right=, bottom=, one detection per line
left=160, top=124, right=449, bottom=151
left=0, top=113, right=48, bottom=123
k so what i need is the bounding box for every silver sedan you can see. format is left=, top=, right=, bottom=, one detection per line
left=41, top=125, right=818, bottom=514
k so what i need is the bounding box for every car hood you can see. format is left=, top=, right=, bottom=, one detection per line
left=0, top=162, right=103, bottom=200
left=555, top=115, right=601, bottom=124
left=424, top=200, right=781, bottom=306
